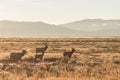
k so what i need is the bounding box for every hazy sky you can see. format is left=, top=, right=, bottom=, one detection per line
left=0, top=0, right=120, bottom=24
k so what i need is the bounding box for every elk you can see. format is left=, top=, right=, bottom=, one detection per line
left=9, top=50, right=27, bottom=61
left=63, top=48, right=75, bottom=58
left=36, top=44, right=48, bottom=54
left=35, top=43, right=48, bottom=62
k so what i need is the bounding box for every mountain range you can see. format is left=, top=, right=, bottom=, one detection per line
left=0, top=19, right=120, bottom=37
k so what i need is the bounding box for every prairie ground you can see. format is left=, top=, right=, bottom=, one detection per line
left=0, top=38, right=120, bottom=80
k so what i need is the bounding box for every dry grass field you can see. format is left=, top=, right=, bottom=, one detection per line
left=0, top=38, right=120, bottom=80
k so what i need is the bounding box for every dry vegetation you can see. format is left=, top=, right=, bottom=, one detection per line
left=0, top=38, right=120, bottom=80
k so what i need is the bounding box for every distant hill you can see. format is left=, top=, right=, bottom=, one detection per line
left=0, top=19, right=120, bottom=37
left=60, top=19, right=120, bottom=36
left=0, top=20, right=81, bottom=37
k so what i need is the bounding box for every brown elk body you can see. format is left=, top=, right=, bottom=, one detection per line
left=36, top=45, right=48, bottom=53
left=10, top=50, right=27, bottom=61
left=63, top=48, right=75, bottom=58
left=35, top=44, right=48, bottom=62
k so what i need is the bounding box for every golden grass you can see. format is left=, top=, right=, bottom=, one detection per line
left=0, top=38, right=120, bottom=80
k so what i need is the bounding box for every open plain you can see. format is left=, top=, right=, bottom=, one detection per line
left=0, top=38, right=120, bottom=80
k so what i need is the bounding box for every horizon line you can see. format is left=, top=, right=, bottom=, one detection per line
left=0, top=18, right=120, bottom=25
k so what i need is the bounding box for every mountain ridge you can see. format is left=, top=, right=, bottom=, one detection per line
left=0, top=20, right=82, bottom=37
left=0, top=19, right=120, bottom=37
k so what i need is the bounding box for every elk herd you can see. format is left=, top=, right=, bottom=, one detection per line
left=9, top=43, right=76, bottom=63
